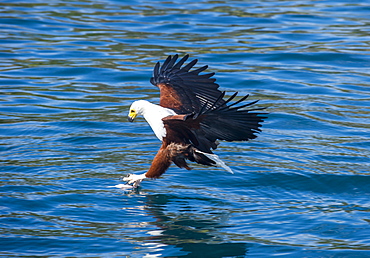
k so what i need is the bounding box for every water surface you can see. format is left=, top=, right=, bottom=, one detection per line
left=1, top=0, right=370, bottom=257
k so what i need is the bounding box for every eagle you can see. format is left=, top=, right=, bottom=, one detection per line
left=123, top=54, right=267, bottom=188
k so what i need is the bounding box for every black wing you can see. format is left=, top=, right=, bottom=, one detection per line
left=163, top=92, right=267, bottom=154
left=198, top=92, right=267, bottom=144
left=150, top=54, right=226, bottom=114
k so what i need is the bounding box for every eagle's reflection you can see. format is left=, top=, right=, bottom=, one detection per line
left=130, top=192, right=249, bottom=257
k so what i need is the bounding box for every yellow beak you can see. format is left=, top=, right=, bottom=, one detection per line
left=128, top=110, right=137, bottom=122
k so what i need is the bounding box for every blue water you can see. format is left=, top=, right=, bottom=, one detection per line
left=1, top=0, right=370, bottom=257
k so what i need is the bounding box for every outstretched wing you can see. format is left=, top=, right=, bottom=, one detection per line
left=198, top=92, right=267, bottom=145
left=150, top=54, right=225, bottom=114
left=162, top=92, right=267, bottom=154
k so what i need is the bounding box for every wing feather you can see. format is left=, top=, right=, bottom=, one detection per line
left=172, top=54, right=189, bottom=70
left=150, top=54, right=225, bottom=113
left=180, top=59, right=198, bottom=72
left=197, top=93, right=267, bottom=143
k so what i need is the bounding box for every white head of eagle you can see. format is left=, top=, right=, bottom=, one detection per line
left=128, top=100, right=176, bottom=140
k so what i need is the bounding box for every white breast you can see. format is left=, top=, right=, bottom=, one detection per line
left=139, top=101, right=177, bottom=141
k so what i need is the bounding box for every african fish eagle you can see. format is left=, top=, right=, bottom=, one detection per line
left=123, top=55, right=267, bottom=188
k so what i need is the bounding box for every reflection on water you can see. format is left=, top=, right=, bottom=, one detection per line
left=1, top=0, right=370, bottom=257
left=130, top=194, right=248, bottom=257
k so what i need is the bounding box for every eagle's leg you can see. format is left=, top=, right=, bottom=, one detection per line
left=123, top=173, right=147, bottom=188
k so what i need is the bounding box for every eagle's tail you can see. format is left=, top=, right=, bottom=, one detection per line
left=194, top=149, right=233, bottom=174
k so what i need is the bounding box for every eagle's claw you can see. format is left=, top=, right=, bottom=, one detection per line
left=122, top=173, right=147, bottom=188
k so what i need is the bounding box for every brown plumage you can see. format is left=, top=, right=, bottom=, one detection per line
left=125, top=54, right=267, bottom=187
